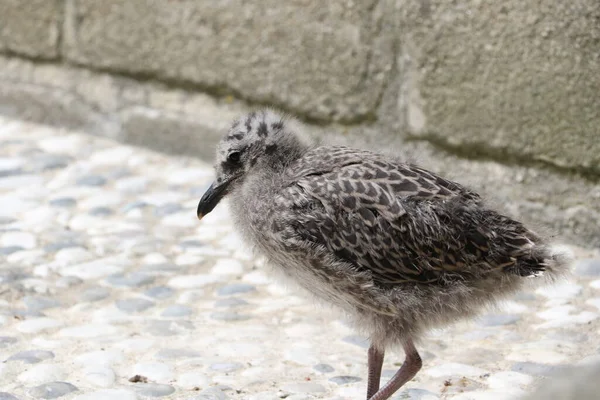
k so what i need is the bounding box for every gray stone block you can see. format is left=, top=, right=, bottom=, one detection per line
left=0, top=0, right=63, bottom=59
left=121, top=107, right=224, bottom=160
left=63, top=0, right=395, bottom=122
left=398, top=0, right=600, bottom=175
left=0, top=81, right=112, bottom=136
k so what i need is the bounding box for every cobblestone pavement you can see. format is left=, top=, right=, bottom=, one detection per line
left=1, top=116, right=599, bottom=400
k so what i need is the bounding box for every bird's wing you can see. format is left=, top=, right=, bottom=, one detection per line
left=278, top=146, right=533, bottom=286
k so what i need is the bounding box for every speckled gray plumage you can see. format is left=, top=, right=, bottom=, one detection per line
left=198, top=110, right=570, bottom=400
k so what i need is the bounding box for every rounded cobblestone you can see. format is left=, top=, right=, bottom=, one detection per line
left=115, top=298, right=155, bottom=313
left=7, top=350, right=55, bottom=364
left=161, top=304, right=193, bottom=317
left=133, top=383, right=175, bottom=397
left=329, top=375, right=362, bottom=385
left=27, top=382, right=78, bottom=399
left=217, top=283, right=256, bottom=296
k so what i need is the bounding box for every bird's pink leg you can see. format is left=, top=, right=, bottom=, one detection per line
left=368, top=339, right=422, bottom=400
left=366, top=345, right=385, bottom=399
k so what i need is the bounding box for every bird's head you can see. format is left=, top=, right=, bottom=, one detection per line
left=197, top=110, right=308, bottom=220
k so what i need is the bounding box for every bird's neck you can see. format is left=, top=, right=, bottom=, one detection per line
left=260, top=135, right=310, bottom=173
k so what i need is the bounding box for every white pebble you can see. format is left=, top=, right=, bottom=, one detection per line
left=425, top=363, right=488, bottom=378
left=168, top=274, right=220, bottom=288
left=240, top=367, right=270, bottom=380
left=75, top=349, right=124, bottom=366
left=281, top=382, right=326, bottom=394
left=79, top=193, right=123, bottom=209
left=69, top=214, right=108, bottom=231
left=16, top=318, right=63, bottom=333
left=175, top=253, right=205, bottom=266
left=536, top=282, right=582, bottom=300
left=246, top=393, right=281, bottom=400
left=586, top=298, right=600, bottom=310
left=126, top=153, right=149, bottom=167
left=176, top=372, right=211, bottom=389
left=182, top=246, right=230, bottom=257
left=132, top=362, right=174, bottom=382
left=243, top=270, right=272, bottom=285
left=211, top=258, right=244, bottom=275
left=125, top=208, right=143, bottom=218
left=55, top=247, right=93, bottom=264
left=487, top=371, right=533, bottom=390
left=534, top=311, right=598, bottom=329
left=284, top=324, right=320, bottom=339
left=89, top=147, right=134, bottom=165
left=234, top=247, right=254, bottom=260
left=83, top=366, right=116, bottom=387
left=267, top=283, right=292, bottom=296
left=177, top=290, right=206, bottom=304
left=335, top=387, right=371, bottom=399
left=543, top=298, right=570, bottom=307
left=141, top=192, right=184, bottom=206
left=0, top=175, right=44, bottom=189
left=114, top=338, right=156, bottom=353
left=143, top=252, right=169, bottom=264
left=38, top=134, right=87, bottom=153
left=590, top=280, right=600, bottom=289
left=59, top=258, right=124, bottom=280
left=0, top=157, right=24, bottom=171
left=73, top=389, right=137, bottom=400
left=116, top=176, right=149, bottom=193
left=31, top=337, right=64, bottom=348
left=218, top=232, right=246, bottom=251
left=18, top=207, right=58, bottom=233
left=536, top=305, right=575, bottom=320
left=1, top=231, right=37, bottom=249
left=215, top=342, right=265, bottom=358
left=17, top=184, right=50, bottom=201
left=31, top=266, right=53, bottom=282
left=451, top=391, right=523, bottom=400
left=505, top=341, right=569, bottom=364
left=17, top=363, right=66, bottom=384
left=165, top=167, right=212, bottom=185
left=0, top=195, right=36, bottom=217
left=9, top=250, right=46, bottom=266
left=161, top=213, right=196, bottom=228
left=52, top=186, right=97, bottom=200
left=0, top=119, right=22, bottom=136
left=45, top=169, right=80, bottom=190
left=498, top=300, right=529, bottom=314
left=284, top=346, right=319, bottom=366
left=195, top=226, right=219, bottom=241
left=59, top=323, right=119, bottom=338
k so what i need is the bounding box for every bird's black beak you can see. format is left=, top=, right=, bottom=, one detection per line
left=197, top=180, right=229, bottom=220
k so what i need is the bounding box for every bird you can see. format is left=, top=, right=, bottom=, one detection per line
left=196, top=110, right=570, bottom=400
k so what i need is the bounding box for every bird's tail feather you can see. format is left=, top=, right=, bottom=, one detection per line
left=518, top=244, right=573, bottom=280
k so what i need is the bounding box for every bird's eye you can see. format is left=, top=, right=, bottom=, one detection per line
left=227, top=151, right=241, bottom=164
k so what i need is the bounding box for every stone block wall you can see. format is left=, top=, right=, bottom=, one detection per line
left=0, top=0, right=63, bottom=59
left=0, top=0, right=599, bottom=246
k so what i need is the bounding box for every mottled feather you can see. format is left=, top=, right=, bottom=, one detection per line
left=274, top=146, right=542, bottom=286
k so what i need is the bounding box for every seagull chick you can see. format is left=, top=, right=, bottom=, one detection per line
left=197, top=110, right=570, bottom=400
